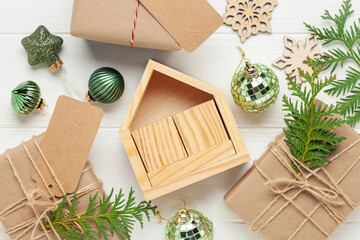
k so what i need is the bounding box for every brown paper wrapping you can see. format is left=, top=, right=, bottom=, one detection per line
left=225, top=124, right=360, bottom=240
left=70, top=0, right=223, bottom=52
left=71, top=0, right=180, bottom=51
left=0, top=134, right=116, bottom=240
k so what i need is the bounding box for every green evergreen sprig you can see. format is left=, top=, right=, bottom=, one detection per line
left=283, top=59, right=346, bottom=171
left=305, top=0, right=360, bottom=127
left=43, top=188, right=157, bottom=240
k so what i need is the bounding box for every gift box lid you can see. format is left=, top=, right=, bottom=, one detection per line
left=140, top=0, right=224, bottom=52
left=70, top=0, right=223, bottom=52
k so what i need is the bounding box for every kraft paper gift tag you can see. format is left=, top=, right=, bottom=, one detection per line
left=32, top=96, right=103, bottom=197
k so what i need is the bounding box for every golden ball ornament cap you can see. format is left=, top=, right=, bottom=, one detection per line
left=49, top=59, right=64, bottom=72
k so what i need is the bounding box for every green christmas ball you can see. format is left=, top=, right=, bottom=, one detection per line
left=87, top=67, right=125, bottom=104
left=11, top=81, right=44, bottom=116
left=165, top=209, right=214, bottom=240
left=231, top=63, right=280, bottom=113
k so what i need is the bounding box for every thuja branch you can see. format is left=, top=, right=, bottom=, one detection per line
left=283, top=59, right=346, bottom=171
left=305, top=0, right=360, bottom=127
left=43, top=188, right=157, bottom=240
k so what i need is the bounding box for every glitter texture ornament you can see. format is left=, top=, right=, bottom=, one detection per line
left=86, top=67, right=125, bottom=104
left=231, top=47, right=279, bottom=113
left=21, top=25, right=64, bottom=72
left=165, top=209, right=214, bottom=240
left=11, top=81, right=45, bottom=116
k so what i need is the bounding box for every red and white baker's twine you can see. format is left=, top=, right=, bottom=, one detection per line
left=130, top=0, right=140, bottom=48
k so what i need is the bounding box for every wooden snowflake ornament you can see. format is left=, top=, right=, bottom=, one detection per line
left=272, top=35, right=321, bottom=83
left=223, top=0, right=278, bottom=42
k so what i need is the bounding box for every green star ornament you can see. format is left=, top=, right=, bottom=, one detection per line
left=22, top=25, right=64, bottom=72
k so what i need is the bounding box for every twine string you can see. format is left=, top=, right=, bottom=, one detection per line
left=130, top=0, right=140, bottom=48
left=56, top=67, right=84, bottom=101
left=232, top=46, right=251, bottom=79
left=6, top=152, right=56, bottom=240
left=1, top=137, right=103, bottom=239
left=249, top=137, right=360, bottom=238
left=156, top=199, right=186, bottom=223
left=266, top=178, right=344, bottom=207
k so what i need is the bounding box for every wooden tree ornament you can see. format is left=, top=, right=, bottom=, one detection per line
left=223, top=0, right=278, bottom=42
left=272, top=35, right=321, bottom=83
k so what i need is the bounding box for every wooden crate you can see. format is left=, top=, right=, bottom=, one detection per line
left=119, top=60, right=250, bottom=200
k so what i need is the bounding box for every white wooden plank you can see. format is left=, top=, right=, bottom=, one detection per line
left=0, top=0, right=73, bottom=34
left=1, top=33, right=353, bottom=129
left=1, top=0, right=360, bottom=239
left=0, top=128, right=359, bottom=239
left=215, top=0, right=360, bottom=34
left=1, top=0, right=360, bottom=35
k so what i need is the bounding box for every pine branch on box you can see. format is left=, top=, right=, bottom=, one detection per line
left=283, top=59, right=346, bottom=171
left=305, top=0, right=360, bottom=127
left=43, top=188, right=157, bottom=240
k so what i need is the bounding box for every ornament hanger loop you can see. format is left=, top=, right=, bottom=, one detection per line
left=233, top=46, right=252, bottom=78
left=156, top=198, right=186, bottom=223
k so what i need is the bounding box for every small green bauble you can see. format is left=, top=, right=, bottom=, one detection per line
left=86, top=67, right=125, bottom=104
left=11, top=81, right=45, bottom=116
left=231, top=62, right=280, bottom=113
left=165, top=209, right=214, bottom=240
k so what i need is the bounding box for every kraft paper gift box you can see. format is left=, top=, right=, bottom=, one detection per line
left=0, top=136, right=111, bottom=240
left=70, top=0, right=224, bottom=52
left=0, top=96, right=117, bottom=239
left=225, top=123, right=360, bottom=240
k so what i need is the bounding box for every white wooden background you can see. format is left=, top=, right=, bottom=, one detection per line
left=0, top=0, right=359, bottom=239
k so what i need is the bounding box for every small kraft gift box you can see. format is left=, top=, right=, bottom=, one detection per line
left=0, top=96, right=119, bottom=239
left=225, top=122, right=360, bottom=240
left=119, top=60, right=251, bottom=201
left=70, top=0, right=224, bottom=51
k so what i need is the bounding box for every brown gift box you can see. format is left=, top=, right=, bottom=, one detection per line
left=70, top=0, right=224, bottom=52
left=225, top=124, right=360, bottom=240
left=0, top=135, right=115, bottom=240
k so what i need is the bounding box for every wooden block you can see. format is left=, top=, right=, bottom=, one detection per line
left=131, top=117, right=187, bottom=173
left=148, top=140, right=236, bottom=187
left=143, top=151, right=250, bottom=201
left=173, top=100, right=229, bottom=156
left=120, top=128, right=152, bottom=191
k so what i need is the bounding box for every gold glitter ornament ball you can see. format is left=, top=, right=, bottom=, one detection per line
left=231, top=62, right=280, bottom=113
left=165, top=209, right=214, bottom=240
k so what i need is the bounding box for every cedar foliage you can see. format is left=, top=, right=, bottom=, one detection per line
left=305, top=0, right=360, bottom=127
left=283, top=59, right=346, bottom=171
left=43, top=188, right=156, bottom=240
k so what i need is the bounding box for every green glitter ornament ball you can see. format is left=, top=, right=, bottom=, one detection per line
left=21, top=25, right=64, bottom=72
left=86, top=67, right=125, bottom=104
left=11, top=81, right=45, bottom=116
left=231, top=62, right=280, bottom=113
left=165, top=209, right=214, bottom=240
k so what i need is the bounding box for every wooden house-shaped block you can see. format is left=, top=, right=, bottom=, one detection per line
left=119, top=60, right=250, bottom=200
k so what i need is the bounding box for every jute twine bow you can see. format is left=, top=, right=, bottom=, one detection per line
left=0, top=136, right=103, bottom=240
left=250, top=137, right=360, bottom=240
left=266, top=178, right=344, bottom=207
